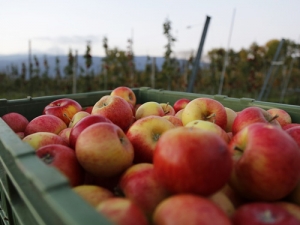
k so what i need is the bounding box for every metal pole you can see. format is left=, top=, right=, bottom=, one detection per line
left=186, top=15, right=211, bottom=93
left=280, top=56, right=296, bottom=102
left=218, top=8, right=236, bottom=95
left=151, top=57, right=156, bottom=88
left=257, top=38, right=285, bottom=101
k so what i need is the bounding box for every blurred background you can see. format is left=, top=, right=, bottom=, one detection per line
left=1, top=0, right=300, bottom=104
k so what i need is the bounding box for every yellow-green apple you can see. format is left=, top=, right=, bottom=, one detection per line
left=160, top=103, right=175, bottom=116
left=181, top=97, right=227, bottom=130
left=174, top=108, right=184, bottom=120
left=274, top=201, right=300, bottom=222
left=1, top=112, right=29, bottom=133
left=228, top=123, right=300, bottom=201
left=231, top=106, right=281, bottom=135
left=232, top=202, right=300, bottom=225
left=72, top=185, right=114, bottom=207
left=36, top=144, right=84, bottom=187
left=185, top=120, right=230, bottom=143
left=285, top=126, right=300, bottom=148
left=43, top=98, right=82, bottom=126
left=69, top=114, right=112, bottom=149
left=23, top=131, right=68, bottom=150
left=24, top=115, right=67, bottom=136
left=153, top=126, right=232, bottom=196
left=153, top=194, right=232, bottom=225
left=110, top=86, right=137, bottom=107
left=224, top=107, right=237, bottom=132
left=118, top=163, right=170, bottom=219
left=92, top=95, right=134, bottom=132
left=207, top=190, right=236, bottom=218
left=267, top=108, right=292, bottom=127
left=163, top=115, right=183, bottom=127
left=68, top=111, right=90, bottom=128
left=75, top=123, right=134, bottom=178
left=135, top=102, right=164, bottom=120
left=283, top=123, right=300, bottom=131
left=96, top=198, right=149, bottom=225
left=173, top=98, right=190, bottom=113
left=126, top=116, right=175, bottom=163
left=58, top=127, right=72, bottom=147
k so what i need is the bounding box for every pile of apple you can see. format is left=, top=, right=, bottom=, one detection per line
left=3, top=86, right=300, bottom=225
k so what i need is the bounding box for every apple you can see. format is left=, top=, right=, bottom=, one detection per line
left=83, top=106, right=93, bottom=114
left=43, top=98, right=82, bottom=126
left=159, top=103, right=175, bottom=116
left=118, top=163, right=170, bottom=218
left=208, top=189, right=236, bottom=218
left=58, top=127, right=72, bottom=147
left=36, top=144, right=85, bottom=187
left=91, top=95, right=134, bottom=132
left=72, top=185, right=114, bottom=207
left=1, top=112, right=29, bottom=133
left=95, top=197, right=149, bottom=225
left=219, top=183, right=247, bottom=209
left=267, top=108, right=292, bottom=127
left=110, top=86, right=137, bottom=107
left=229, top=123, right=300, bottom=201
left=153, top=126, right=232, bottom=196
left=68, top=111, right=90, bottom=128
left=174, top=108, right=184, bottom=120
left=282, top=123, right=300, bottom=131
left=224, top=107, right=237, bottom=132
left=23, top=131, right=68, bottom=150
left=69, top=114, right=112, bottom=149
left=181, top=97, right=227, bottom=130
left=285, top=126, right=300, bottom=148
left=135, top=102, right=165, bottom=120
left=162, top=115, right=183, bottom=127
left=153, top=194, right=232, bottom=225
left=24, top=114, right=67, bottom=136
left=75, top=122, right=134, bottom=178
left=173, top=98, right=190, bottom=113
left=274, top=201, right=300, bottom=222
left=126, top=115, right=175, bottom=163
left=185, top=119, right=230, bottom=143
left=286, top=179, right=300, bottom=206
left=232, top=202, right=300, bottom=225
left=231, top=106, right=281, bottom=135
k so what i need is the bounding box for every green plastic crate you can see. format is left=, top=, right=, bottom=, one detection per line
left=1, top=87, right=300, bottom=225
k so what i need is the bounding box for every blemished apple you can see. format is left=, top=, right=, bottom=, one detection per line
left=24, top=114, right=67, bottom=136
left=72, top=185, right=114, bottom=207
left=229, top=123, right=300, bottom=201
left=1, top=112, right=29, bottom=133
left=159, top=103, right=175, bottom=116
left=58, top=127, right=72, bottom=147
left=153, top=126, right=232, bottom=196
left=43, top=98, right=82, bottom=126
left=118, top=163, right=170, bottom=218
left=232, top=202, right=300, bottom=225
left=92, top=95, right=134, bottom=132
left=162, top=115, right=183, bottom=127
left=69, top=114, right=112, bottom=149
left=96, top=197, right=149, bottom=225
left=173, top=98, right=190, bottom=113
left=36, top=144, right=85, bottom=187
left=68, top=111, right=90, bottom=128
left=126, top=115, right=175, bottom=163
left=267, top=108, right=292, bottom=127
left=135, top=101, right=165, bottom=120
left=224, top=107, right=237, bottom=132
left=110, top=86, right=137, bottom=107
left=153, top=194, right=232, bottom=225
left=181, top=97, right=227, bottom=130
left=23, top=131, right=68, bottom=150
left=231, top=106, right=281, bottom=135
left=75, top=122, right=134, bottom=178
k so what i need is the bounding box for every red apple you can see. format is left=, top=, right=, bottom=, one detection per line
left=162, top=115, right=183, bottom=127
left=181, top=97, right=227, bottom=130
left=153, top=194, right=232, bottom=225
left=43, top=98, right=82, bottom=126
left=285, top=126, right=300, bottom=148
left=110, top=86, right=137, bottom=107
left=36, top=144, right=85, bottom=187
left=58, top=127, right=72, bottom=147
left=153, top=126, right=232, bottom=196
left=274, top=201, right=300, bottom=222
left=69, top=114, right=112, bottom=149
left=118, top=163, right=170, bottom=218
left=75, top=123, right=134, bottom=178
left=1, top=112, right=29, bottom=133
left=229, top=123, right=300, bottom=201
left=282, top=123, right=300, bottom=131
left=83, top=106, right=93, bottom=114
left=267, top=108, right=292, bottom=127
left=225, top=107, right=237, bottom=132
left=24, top=114, right=67, bottom=136
left=92, top=95, right=134, bottom=132
left=160, top=103, right=175, bottom=116
left=173, top=98, right=190, bottom=113
left=232, top=202, right=300, bottom=225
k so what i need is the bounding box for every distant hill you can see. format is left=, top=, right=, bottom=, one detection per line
left=0, top=54, right=209, bottom=78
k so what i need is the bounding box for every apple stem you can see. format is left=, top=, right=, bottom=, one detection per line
left=42, top=153, right=53, bottom=164
left=234, top=146, right=243, bottom=153
left=206, top=113, right=216, bottom=123
left=63, top=113, right=72, bottom=122
left=163, top=102, right=170, bottom=115
left=268, top=114, right=279, bottom=123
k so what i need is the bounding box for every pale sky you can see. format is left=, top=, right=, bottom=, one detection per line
left=0, top=0, right=299, bottom=59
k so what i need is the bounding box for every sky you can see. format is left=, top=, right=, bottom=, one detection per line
left=0, top=0, right=299, bottom=59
